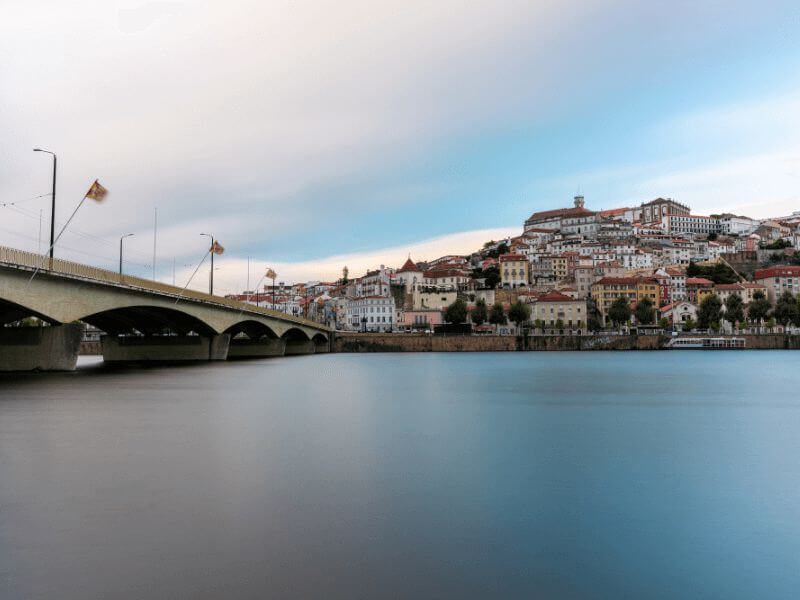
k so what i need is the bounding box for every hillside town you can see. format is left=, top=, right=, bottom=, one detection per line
left=227, top=196, right=800, bottom=334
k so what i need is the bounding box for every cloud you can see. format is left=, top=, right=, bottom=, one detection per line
left=1, top=0, right=798, bottom=276
left=175, top=226, right=520, bottom=295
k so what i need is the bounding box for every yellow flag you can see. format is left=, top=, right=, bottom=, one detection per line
left=266, top=268, right=277, bottom=279
left=210, top=240, right=225, bottom=255
left=85, top=179, right=108, bottom=202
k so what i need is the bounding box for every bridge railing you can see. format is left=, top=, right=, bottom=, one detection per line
left=0, top=245, right=328, bottom=330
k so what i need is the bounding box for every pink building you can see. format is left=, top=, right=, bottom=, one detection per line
left=399, top=309, right=443, bottom=331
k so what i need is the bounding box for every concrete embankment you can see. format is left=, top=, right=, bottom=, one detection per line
left=334, top=333, right=800, bottom=352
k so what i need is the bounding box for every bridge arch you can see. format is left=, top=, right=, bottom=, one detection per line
left=0, top=298, right=61, bottom=326
left=224, top=319, right=279, bottom=340
left=80, top=305, right=218, bottom=337
left=311, top=333, right=329, bottom=352
left=281, top=327, right=312, bottom=341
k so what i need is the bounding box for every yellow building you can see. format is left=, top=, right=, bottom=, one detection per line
left=499, top=253, right=529, bottom=288
left=532, top=291, right=587, bottom=329
left=591, top=277, right=660, bottom=320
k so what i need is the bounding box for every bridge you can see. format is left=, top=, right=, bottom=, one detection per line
left=0, top=246, right=332, bottom=371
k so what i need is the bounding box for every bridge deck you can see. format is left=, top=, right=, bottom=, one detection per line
left=0, top=245, right=329, bottom=332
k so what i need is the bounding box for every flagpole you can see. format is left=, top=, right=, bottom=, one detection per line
left=27, top=193, right=89, bottom=286
left=174, top=250, right=211, bottom=305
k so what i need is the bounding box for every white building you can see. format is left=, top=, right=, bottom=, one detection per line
left=347, top=295, right=397, bottom=332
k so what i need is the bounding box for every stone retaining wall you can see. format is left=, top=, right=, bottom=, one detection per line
left=334, top=333, right=800, bottom=352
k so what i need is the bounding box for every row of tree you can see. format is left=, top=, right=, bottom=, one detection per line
left=444, top=298, right=531, bottom=330
left=444, top=289, right=800, bottom=333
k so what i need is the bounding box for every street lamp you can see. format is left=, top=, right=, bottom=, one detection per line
left=200, top=233, right=214, bottom=295
left=119, top=233, right=134, bottom=275
left=33, top=148, right=56, bottom=259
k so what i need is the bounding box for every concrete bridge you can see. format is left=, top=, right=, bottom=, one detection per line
left=0, top=246, right=332, bottom=371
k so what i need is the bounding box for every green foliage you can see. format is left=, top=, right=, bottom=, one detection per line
left=444, top=298, right=468, bottom=324
left=707, top=232, right=718, bottom=241
left=686, top=261, right=739, bottom=284
left=608, top=296, right=631, bottom=327
left=488, top=302, right=507, bottom=326
left=773, top=291, right=800, bottom=326
left=483, top=266, right=501, bottom=289
left=748, top=291, right=771, bottom=323
left=659, top=317, right=671, bottom=330
left=724, top=294, right=745, bottom=325
left=534, top=319, right=544, bottom=330
left=683, top=317, right=697, bottom=331
left=697, top=293, right=722, bottom=328
left=766, top=317, right=777, bottom=329
left=471, top=298, right=488, bottom=326
left=762, top=238, right=792, bottom=250
left=508, top=300, right=531, bottom=329
left=586, top=297, right=603, bottom=331
left=555, top=319, right=564, bottom=330
left=634, top=297, right=655, bottom=325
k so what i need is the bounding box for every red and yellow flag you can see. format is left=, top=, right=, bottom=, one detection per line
left=210, top=240, right=225, bottom=255
left=85, top=179, right=108, bottom=202
left=266, top=268, right=277, bottom=279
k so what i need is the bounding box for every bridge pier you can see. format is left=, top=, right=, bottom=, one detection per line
left=102, top=334, right=231, bottom=364
left=0, top=323, right=82, bottom=371
left=284, top=339, right=316, bottom=355
left=227, top=338, right=286, bottom=359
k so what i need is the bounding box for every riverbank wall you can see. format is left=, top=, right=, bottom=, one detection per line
left=333, top=333, right=800, bottom=352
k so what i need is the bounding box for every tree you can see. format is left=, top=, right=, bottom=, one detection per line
left=444, top=298, right=468, bottom=324
left=586, top=297, right=603, bottom=331
left=634, top=297, right=655, bottom=325
left=707, top=232, right=718, bottom=241
left=341, top=266, right=349, bottom=284
left=608, top=296, right=631, bottom=327
left=555, top=318, right=564, bottom=330
left=659, top=317, right=671, bottom=330
left=534, top=319, right=544, bottom=331
left=471, top=299, right=488, bottom=326
left=748, top=290, right=771, bottom=324
left=683, top=317, right=697, bottom=331
left=724, top=294, right=745, bottom=326
left=489, top=302, right=507, bottom=326
left=773, top=291, right=799, bottom=326
left=483, top=266, right=501, bottom=289
left=697, top=294, right=722, bottom=329
left=686, top=261, right=738, bottom=284
left=508, top=300, right=531, bottom=332
left=762, top=238, right=791, bottom=250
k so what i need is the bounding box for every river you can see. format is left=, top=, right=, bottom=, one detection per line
left=1, top=352, right=799, bottom=599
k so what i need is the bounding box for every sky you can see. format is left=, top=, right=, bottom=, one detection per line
left=1, top=1, right=799, bottom=293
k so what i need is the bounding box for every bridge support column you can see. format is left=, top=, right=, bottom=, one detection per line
left=284, top=339, right=315, bottom=355
left=0, top=323, right=82, bottom=371
left=102, top=334, right=231, bottom=364
left=227, top=338, right=286, bottom=359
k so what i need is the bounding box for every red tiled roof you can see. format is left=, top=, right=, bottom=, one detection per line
left=499, top=253, right=526, bottom=261
left=598, top=207, right=630, bottom=217
left=536, top=291, right=578, bottom=302
left=686, top=277, right=714, bottom=285
left=593, top=277, right=657, bottom=286
left=525, top=206, right=596, bottom=223
left=397, top=257, right=420, bottom=272
left=755, top=266, right=800, bottom=279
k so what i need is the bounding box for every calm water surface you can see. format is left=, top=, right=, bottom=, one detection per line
left=1, top=352, right=799, bottom=599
